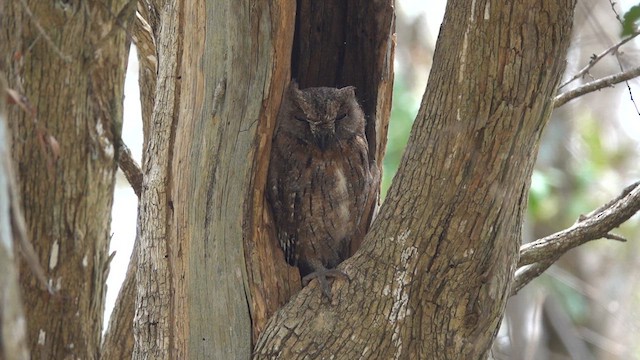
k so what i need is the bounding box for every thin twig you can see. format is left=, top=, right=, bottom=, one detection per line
left=558, top=31, right=640, bottom=90
left=603, top=233, right=627, bottom=242
left=554, top=66, right=640, bottom=107
left=614, top=48, right=640, bottom=116
left=608, top=0, right=625, bottom=26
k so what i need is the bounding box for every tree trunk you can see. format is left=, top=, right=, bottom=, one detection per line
left=254, top=0, right=576, bottom=358
left=131, top=0, right=393, bottom=357
left=0, top=1, right=131, bottom=358
left=133, top=0, right=297, bottom=357
left=102, top=3, right=157, bottom=359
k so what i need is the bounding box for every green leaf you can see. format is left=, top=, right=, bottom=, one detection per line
left=622, top=5, right=640, bottom=37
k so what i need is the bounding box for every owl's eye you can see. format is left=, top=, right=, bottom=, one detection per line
left=336, top=113, right=347, bottom=121
left=294, top=115, right=307, bottom=122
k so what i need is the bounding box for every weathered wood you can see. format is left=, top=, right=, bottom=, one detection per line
left=133, top=0, right=298, bottom=358
left=1, top=1, right=130, bottom=358
left=254, top=0, right=576, bottom=358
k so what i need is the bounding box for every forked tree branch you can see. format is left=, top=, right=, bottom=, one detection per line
left=554, top=66, right=640, bottom=107
left=512, top=181, right=640, bottom=295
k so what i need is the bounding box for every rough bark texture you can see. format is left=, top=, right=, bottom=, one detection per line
left=254, top=0, right=576, bottom=358
left=1, top=1, right=130, bottom=359
left=101, top=245, right=137, bottom=360
left=102, top=3, right=156, bottom=358
left=132, top=0, right=181, bottom=357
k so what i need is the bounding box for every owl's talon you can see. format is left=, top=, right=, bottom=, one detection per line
left=302, top=269, right=350, bottom=298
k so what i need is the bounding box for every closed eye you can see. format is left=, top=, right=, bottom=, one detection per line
left=294, top=115, right=307, bottom=122
left=336, top=113, right=347, bottom=121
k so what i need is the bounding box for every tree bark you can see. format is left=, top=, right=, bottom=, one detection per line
left=133, top=0, right=298, bottom=358
left=0, top=1, right=131, bottom=358
left=102, top=3, right=156, bottom=358
left=254, top=0, right=576, bottom=358
left=101, top=246, right=137, bottom=360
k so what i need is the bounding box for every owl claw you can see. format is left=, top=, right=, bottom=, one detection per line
left=302, top=269, right=350, bottom=299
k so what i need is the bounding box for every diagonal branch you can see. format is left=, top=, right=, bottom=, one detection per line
left=554, top=66, right=640, bottom=107
left=512, top=181, right=640, bottom=295
left=117, top=139, right=143, bottom=198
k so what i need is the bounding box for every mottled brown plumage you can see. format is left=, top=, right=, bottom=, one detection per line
left=267, top=81, right=377, bottom=298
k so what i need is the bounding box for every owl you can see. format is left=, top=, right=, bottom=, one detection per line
left=267, top=81, right=377, bottom=298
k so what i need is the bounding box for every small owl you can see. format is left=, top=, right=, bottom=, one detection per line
left=267, top=81, right=377, bottom=298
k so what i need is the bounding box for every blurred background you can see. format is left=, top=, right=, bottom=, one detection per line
left=106, top=1, right=640, bottom=358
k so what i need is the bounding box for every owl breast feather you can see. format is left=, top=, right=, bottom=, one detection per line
left=268, top=132, right=371, bottom=276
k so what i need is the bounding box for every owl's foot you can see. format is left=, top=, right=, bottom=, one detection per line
left=302, top=269, right=350, bottom=299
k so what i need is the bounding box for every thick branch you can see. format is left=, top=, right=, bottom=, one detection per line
left=554, top=66, right=640, bottom=107
left=512, top=181, right=640, bottom=294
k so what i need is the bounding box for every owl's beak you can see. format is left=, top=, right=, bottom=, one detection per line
left=311, top=126, right=334, bottom=151
left=315, top=132, right=331, bottom=151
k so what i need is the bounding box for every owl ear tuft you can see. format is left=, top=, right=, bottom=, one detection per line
left=338, top=85, right=356, bottom=98
left=289, top=80, right=305, bottom=104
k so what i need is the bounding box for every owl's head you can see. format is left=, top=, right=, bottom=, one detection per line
left=282, top=81, right=365, bottom=151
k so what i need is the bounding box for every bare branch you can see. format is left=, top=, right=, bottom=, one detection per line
left=512, top=181, right=640, bottom=295
left=608, top=0, right=625, bottom=27
left=558, top=31, right=640, bottom=90
left=554, top=66, right=640, bottom=108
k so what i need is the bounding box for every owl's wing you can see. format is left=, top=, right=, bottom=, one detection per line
left=344, top=134, right=380, bottom=256
left=267, top=136, right=301, bottom=267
